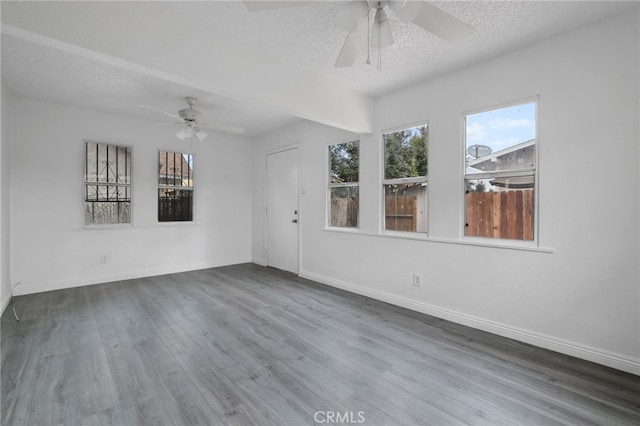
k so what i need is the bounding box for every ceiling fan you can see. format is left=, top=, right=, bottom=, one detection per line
left=244, top=0, right=474, bottom=68
left=138, top=97, right=246, bottom=141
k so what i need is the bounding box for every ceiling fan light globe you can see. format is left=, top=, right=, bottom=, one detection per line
left=196, top=130, right=208, bottom=141
left=176, top=127, right=194, bottom=141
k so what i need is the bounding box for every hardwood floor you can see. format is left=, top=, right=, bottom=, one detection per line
left=2, top=263, right=639, bottom=425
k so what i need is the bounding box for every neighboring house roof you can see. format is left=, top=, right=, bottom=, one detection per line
left=467, top=139, right=535, bottom=173
left=467, top=139, right=535, bottom=189
left=159, top=152, right=193, bottom=186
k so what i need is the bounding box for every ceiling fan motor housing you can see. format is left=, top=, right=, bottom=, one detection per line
left=179, top=106, right=200, bottom=126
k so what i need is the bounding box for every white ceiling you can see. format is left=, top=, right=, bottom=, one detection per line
left=1, top=1, right=636, bottom=137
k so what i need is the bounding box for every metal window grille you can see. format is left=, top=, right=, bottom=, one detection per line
left=158, top=151, right=194, bottom=222
left=84, top=142, right=131, bottom=225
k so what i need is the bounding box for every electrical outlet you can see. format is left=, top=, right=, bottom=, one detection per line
left=100, top=254, right=110, bottom=264
left=412, top=273, right=422, bottom=287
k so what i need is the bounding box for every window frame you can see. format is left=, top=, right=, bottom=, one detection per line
left=157, top=150, right=195, bottom=223
left=462, top=97, right=539, bottom=245
left=327, top=139, right=360, bottom=230
left=83, top=140, right=133, bottom=227
left=380, top=121, right=429, bottom=235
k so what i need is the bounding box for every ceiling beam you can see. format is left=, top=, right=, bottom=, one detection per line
left=1, top=2, right=373, bottom=134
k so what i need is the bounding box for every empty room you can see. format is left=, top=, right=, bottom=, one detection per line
left=1, top=1, right=639, bottom=425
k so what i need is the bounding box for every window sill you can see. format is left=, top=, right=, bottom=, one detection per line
left=73, top=224, right=134, bottom=231
left=323, top=226, right=360, bottom=234
left=380, top=230, right=429, bottom=241
left=322, top=227, right=429, bottom=240
left=432, top=236, right=554, bottom=253
left=156, top=221, right=196, bottom=227
left=321, top=228, right=553, bottom=253
left=73, top=222, right=199, bottom=231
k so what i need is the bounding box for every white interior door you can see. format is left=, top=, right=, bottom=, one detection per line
left=266, top=148, right=299, bottom=274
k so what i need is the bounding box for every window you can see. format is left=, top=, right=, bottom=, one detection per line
left=158, top=151, right=194, bottom=222
left=329, top=140, right=359, bottom=228
left=84, top=141, right=131, bottom=225
left=464, top=101, right=536, bottom=240
left=383, top=125, right=428, bottom=233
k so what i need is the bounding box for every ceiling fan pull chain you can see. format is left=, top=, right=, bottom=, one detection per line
left=366, top=8, right=371, bottom=65
left=377, top=6, right=382, bottom=70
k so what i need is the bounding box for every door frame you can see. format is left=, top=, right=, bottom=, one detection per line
left=264, top=145, right=301, bottom=274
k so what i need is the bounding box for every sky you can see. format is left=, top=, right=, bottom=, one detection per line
left=465, top=101, right=536, bottom=156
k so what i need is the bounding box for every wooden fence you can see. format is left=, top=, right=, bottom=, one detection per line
left=159, top=195, right=193, bottom=222
left=385, top=196, right=417, bottom=232
left=465, top=190, right=534, bottom=240
left=331, top=197, right=358, bottom=227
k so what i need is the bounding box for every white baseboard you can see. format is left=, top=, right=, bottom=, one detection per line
left=300, top=270, right=640, bottom=376
left=12, top=260, right=248, bottom=296
left=252, top=257, right=267, bottom=267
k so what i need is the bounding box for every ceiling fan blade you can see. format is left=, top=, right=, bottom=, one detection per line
left=334, top=17, right=369, bottom=68
left=243, top=1, right=312, bottom=11
left=337, top=0, right=370, bottom=32
left=388, top=0, right=421, bottom=23
left=151, top=121, right=183, bottom=125
left=138, top=104, right=180, bottom=119
left=412, top=2, right=473, bottom=44
left=201, top=122, right=246, bottom=135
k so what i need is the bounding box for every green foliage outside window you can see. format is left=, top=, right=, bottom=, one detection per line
left=330, top=140, right=359, bottom=183
left=384, top=126, right=428, bottom=180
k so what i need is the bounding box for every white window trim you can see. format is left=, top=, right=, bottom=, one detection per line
left=82, top=139, right=133, bottom=228
left=465, top=168, right=535, bottom=180
left=157, top=150, right=195, bottom=224
left=326, top=139, right=360, bottom=230
left=321, top=227, right=553, bottom=253
left=380, top=122, right=429, bottom=235
left=461, top=97, right=540, bottom=245
left=382, top=176, right=427, bottom=185
left=329, top=182, right=359, bottom=189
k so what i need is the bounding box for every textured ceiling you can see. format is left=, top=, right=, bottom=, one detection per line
left=163, top=0, right=636, bottom=96
left=1, top=34, right=299, bottom=135
left=1, top=1, right=637, bottom=136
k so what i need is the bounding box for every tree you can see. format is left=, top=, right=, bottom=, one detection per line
left=410, top=126, right=428, bottom=177
left=384, top=126, right=428, bottom=180
left=330, top=140, right=359, bottom=183
left=466, top=180, right=487, bottom=193
left=474, top=181, right=487, bottom=192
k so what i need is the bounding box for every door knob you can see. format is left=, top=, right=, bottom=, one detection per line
left=292, top=219, right=298, bottom=223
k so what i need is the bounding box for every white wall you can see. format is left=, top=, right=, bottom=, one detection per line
left=252, top=11, right=640, bottom=373
left=9, top=97, right=253, bottom=295
left=1, top=83, right=12, bottom=313
left=251, top=121, right=357, bottom=266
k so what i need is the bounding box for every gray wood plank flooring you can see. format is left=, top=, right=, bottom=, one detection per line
left=2, top=263, right=639, bottom=425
